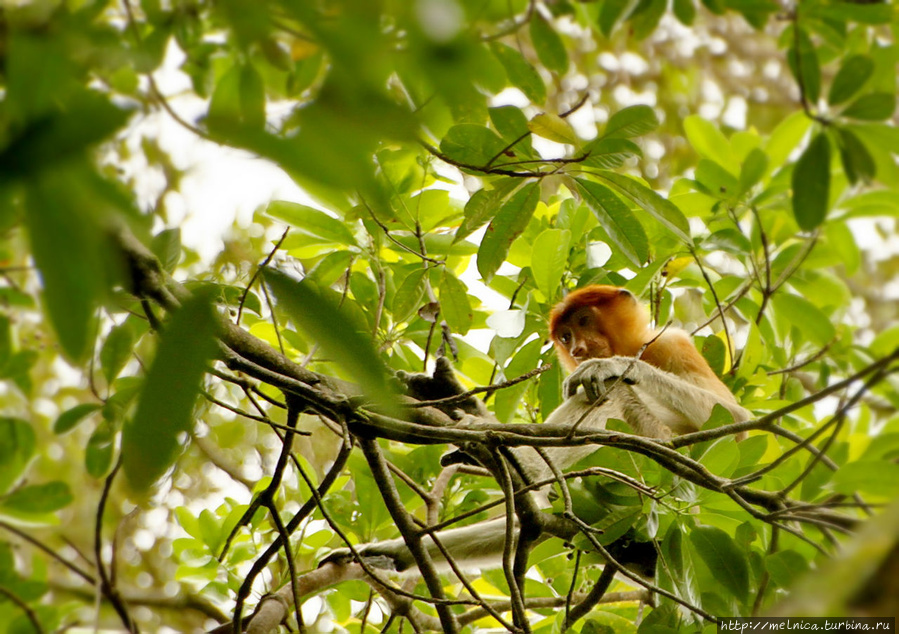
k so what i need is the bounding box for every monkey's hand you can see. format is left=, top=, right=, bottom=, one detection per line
left=564, top=357, right=640, bottom=403
left=397, top=356, right=489, bottom=420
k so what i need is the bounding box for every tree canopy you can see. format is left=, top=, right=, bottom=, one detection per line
left=1, top=0, right=898, bottom=632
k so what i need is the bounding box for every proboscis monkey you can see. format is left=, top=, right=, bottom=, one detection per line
left=321, top=285, right=750, bottom=573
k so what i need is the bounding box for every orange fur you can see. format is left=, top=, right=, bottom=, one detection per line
left=549, top=285, right=737, bottom=404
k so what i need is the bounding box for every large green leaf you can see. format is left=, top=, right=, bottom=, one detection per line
left=489, top=42, right=546, bottom=104
left=440, top=124, right=508, bottom=168
left=690, top=525, right=750, bottom=602
left=594, top=171, right=691, bottom=243
left=122, top=293, right=219, bottom=492
left=575, top=179, right=649, bottom=267
left=828, top=55, right=874, bottom=106
left=841, top=93, right=897, bottom=122
left=531, top=229, right=571, bottom=300
left=529, top=14, right=568, bottom=75
left=439, top=269, right=473, bottom=335
left=0, top=481, right=73, bottom=515
left=266, top=200, right=358, bottom=246
left=603, top=104, right=659, bottom=140
left=791, top=132, right=831, bottom=231
left=477, top=182, right=540, bottom=281
left=263, top=269, right=396, bottom=408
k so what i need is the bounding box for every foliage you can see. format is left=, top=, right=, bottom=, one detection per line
left=0, top=0, right=898, bottom=632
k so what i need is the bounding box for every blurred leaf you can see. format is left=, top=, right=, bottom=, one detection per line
left=581, top=138, right=642, bottom=169
left=151, top=228, right=182, bottom=272
left=773, top=293, right=835, bottom=347
left=393, top=269, right=427, bottom=322
left=831, top=462, right=899, bottom=498
left=477, top=182, right=540, bottom=281
left=455, top=179, right=520, bottom=243
left=841, top=93, right=896, bottom=121
left=766, top=550, right=809, bottom=589
left=828, top=55, right=874, bottom=106
left=208, top=63, right=266, bottom=131
left=787, top=28, right=820, bottom=106
left=439, top=269, right=473, bottom=335
left=673, top=0, right=697, bottom=25
left=122, top=293, right=219, bottom=492
left=100, top=323, right=136, bottom=385
left=684, top=115, right=735, bottom=173
left=263, top=269, right=396, bottom=409
left=594, top=171, right=691, bottom=243
left=531, top=229, right=571, bottom=300
left=266, top=201, right=357, bottom=245
left=53, top=403, right=102, bottom=435
left=835, top=128, right=875, bottom=185
left=1, top=481, right=73, bottom=514
left=440, top=124, right=508, bottom=167
left=0, top=418, right=35, bottom=494
left=599, top=0, right=629, bottom=37
left=529, top=14, right=568, bottom=74
left=690, top=525, right=749, bottom=602
left=490, top=42, right=546, bottom=104
left=529, top=113, right=578, bottom=144
left=604, top=105, right=659, bottom=139
left=739, top=148, right=768, bottom=194
left=575, top=179, right=649, bottom=267
left=791, top=133, right=831, bottom=231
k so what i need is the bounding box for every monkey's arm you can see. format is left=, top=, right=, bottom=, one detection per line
left=565, top=357, right=750, bottom=435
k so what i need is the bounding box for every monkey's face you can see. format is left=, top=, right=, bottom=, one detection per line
left=552, top=306, right=614, bottom=370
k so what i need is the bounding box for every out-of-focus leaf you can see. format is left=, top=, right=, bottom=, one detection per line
left=594, top=171, right=691, bottom=243
left=773, top=293, right=835, bottom=347
left=0, top=418, right=35, bottom=494
left=788, top=28, right=820, bottom=106
left=831, top=462, right=899, bottom=498
left=604, top=105, right=659, bottom=139
left=0, top=481, right=73, bottom=514
left=208, top=63, right=267, bottom=131
left=529, top=113, right=577, bottom=144
left=599, top=0, right=629, bottom=36
left=151, top=228, right=182, bottom=272
left=53, top=403, right=102, bottom=435
left=266, top=201, right=357, bottom=245
left=739, top=148, right=768, bottom=194
left=684, top=115, right=735, bottom=173
left=477, top=182, right=540, bottom=281
left=580, top=138, right=642, bottom=169
left=531, top=229, right=571, bottom=300
left=393, top=269, right=427, bottom=322
left=841, top=93, right=896, bottom=121
left=791, top=132, right=831, bottom=231
left=489, top=42, right=546, bottom=104
left=529, top=14, right=568, bottom=74
left=440, top=124, right=508, bottom=168
left=766, top=550, right=809, bottom=589
left=439, top=269, right=473, bottom=335
left=828, top=55, right=874, bottom=106
left=100, top=323, right=136, bottom=385
left=836, top=128, right=875, bottom=185
left=673, top=0, right=696, bottom=24
left=575, top=179, right=648, bottom=267
left=86, top=424, right=116, bottom=479
left=690, top=525, right=749, bottom=602
left=455, top=178, right=520, bottom=243
left=263, top=269, right=396, bottom=409
left=122, top=293, right=219, bottom=492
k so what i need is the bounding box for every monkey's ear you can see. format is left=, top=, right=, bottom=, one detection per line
left=618, top=288, right=636, bottom=300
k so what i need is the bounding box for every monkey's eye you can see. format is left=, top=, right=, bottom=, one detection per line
left=559, top=333, right=571, bottom=344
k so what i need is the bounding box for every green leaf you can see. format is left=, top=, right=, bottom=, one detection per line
left=0, top=418, right=35, bottom=494
left=86, top=424, right=115, bottom=479
left=580, top=138, right=642, bottom=169
left=531, top=229, right=571, bottom=300
left=690, top=525, right=749, bottom=602
left=599, top=0, right=629, bottom=37
left=828, top=55, right=874, bottom=106
left=0, top=315, right=10, bottom=370
left=739, top=148, right=768, bottom=194
left=773, top=293, right=835, bottom=347
left=831, top=462, right=899, bottom=498
left=53, top=403, right=102, bottom=435
left=440, top=124, right=508, bottom=168
left=23, top=169, right=106, bottom=363
left=594, top=171, right=691, bottom=243
left=791, top=132, right=831, bottom=231
left=208, top=63, right=266, bottom=131
left=490, top=42, right=546, bottom=104
left=477, top=182, right=540, bottom=281
left=240, top=63, right=266, bottom=130
left=787, top=28, right=820, bottom=106
left=439, top=269, right=473, bottom=335
left=151, top=228, right=182, bottom=272
left=575, top=179, right=649, bottom=267
left=455, top=179, right=520, bottom=243
left=393, top=269, right=427, bottom=322
left=122, top=293, right=219, bottom=492
left=766, top=550, right=809, bottom=589
left=603, top=105, right=659, bottom=139
left=100, top=323, right=136, bottom=385
left=265, top=201, right=357, bottom=246
left=1, top=481, right=73, bottom=514
left=263, top=269, right=396, bottom=410
left=841, top=93, right=897, bottom=121
left=684, top=115, right=735, bottom=173
left=673, top=0, right=696, bottom=25
left=528, top=113, right=578, bottom=144
left=835, top=128, right=875, bottom=185
left=529, top=14, right=568, bottom=75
